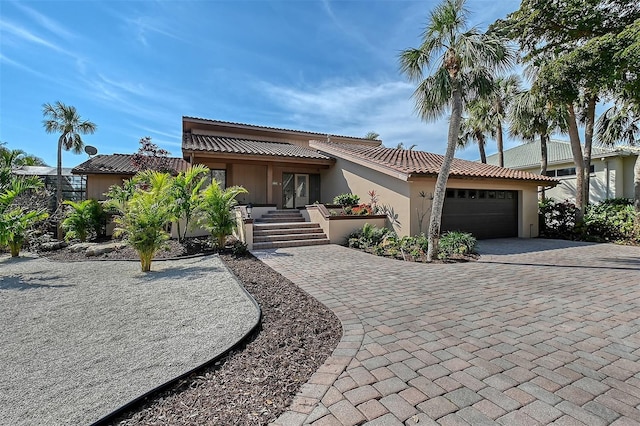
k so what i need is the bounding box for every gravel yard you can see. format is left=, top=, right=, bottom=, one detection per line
left=0, top=254, right=259, bottom=426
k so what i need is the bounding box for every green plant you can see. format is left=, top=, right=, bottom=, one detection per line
left=438, top=231, right=477, bottom=259
left=61, top=199, right=105, bottom=242
left=0, top=172, right=48, bottom=257
left=111, top=171, right=174, bottom=272
left=539, top=198, right=579, bottom=239
left=333, top=193, right=360, bottom=206
left=584, top=198, right=638, bottom=242
left=198, top=180, right=248, bottom=248
left=170, top=164, right=209, bottom=242
left=231, top=239, right=249, bottom=257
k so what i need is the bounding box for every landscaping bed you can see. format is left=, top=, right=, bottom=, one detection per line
left=39, top=241, right=342, bottom=425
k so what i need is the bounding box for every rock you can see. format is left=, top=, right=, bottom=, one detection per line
left=39, top=241, right=68, bottom=252
left=69, top=243, right=97, bottom=253
left=85, top=242, right=127, bottom=257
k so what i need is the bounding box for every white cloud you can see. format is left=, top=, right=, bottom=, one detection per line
left=12, top=2, right=76, bottom=40
left=0, top=19, right=67, bottom=53
left=259, top=79, right=452, bottom=154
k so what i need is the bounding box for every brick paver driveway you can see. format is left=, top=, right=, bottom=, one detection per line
left=255, top=239, right=640, bottom=425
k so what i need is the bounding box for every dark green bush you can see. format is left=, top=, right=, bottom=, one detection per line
left=584, top=198, right=638, bottom=242
left=333, top=193, right=360, bottom=206
left=539, top=198, right=579, bottom=239
left=438, top=231, right=477, bottom=259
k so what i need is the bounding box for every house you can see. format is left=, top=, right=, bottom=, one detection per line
left=12, top=166, right=86, bottom=209
left=486, top=140, right=639, bottom=203
left=182, top=117, right=557, bottom=240
left=72, top=154, right=190, bottom=201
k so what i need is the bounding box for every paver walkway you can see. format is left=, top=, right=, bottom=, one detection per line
left=255, top=239, right=640, bottom=425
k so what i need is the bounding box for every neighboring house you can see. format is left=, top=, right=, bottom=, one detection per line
left=486, top=140, right=639, bottom=204
left=72, top=154, right=190, bottom=200
left=182, top=117, right=556, bottom=239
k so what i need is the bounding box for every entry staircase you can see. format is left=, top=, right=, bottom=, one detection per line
left=252, top=209, right=329, bottom=249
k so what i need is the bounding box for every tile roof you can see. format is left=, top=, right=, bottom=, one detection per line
left=183, top=116, right=381, bottom=143
left=72, top=154, right=190, bottom=175
left=486, top=140, right=619, bottom=168
left=183, top=134, right=333, bottom=160
left=310, top=141, right=558, bottom=183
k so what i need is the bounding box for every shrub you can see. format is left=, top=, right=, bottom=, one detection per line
left=61, top=199, right=105, bottom=242
left=584, top=198, right=638, bottom=242
left=539, top=198, right=579, bottom=239
left=198, top=180, right=248, bottom=248
left=438, top=231, right=477, bottom=259
left=333, top=193, right=360, bottom=206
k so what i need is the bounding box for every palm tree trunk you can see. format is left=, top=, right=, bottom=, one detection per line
left=426, top=87, right=462, bottom=262
left=478, top=134, right=487, bottom=164
left=583, top=95, right=596, bottom=204
left=56, top=137, right=64, bottom=239
left=634, top=154, right=640, bottom=212
left=540, top=134, right=549, bottom=199
left=496, top=122, right=504, bottom=167
left=567, top=104, right=585, bottom=222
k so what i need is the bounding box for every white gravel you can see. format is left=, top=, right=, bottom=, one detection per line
left=0, top=254, right=260, bottom=426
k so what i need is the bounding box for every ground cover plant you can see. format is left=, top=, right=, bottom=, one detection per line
left=346, top=223, right=477, bottom=262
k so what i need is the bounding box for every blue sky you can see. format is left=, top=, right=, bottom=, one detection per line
left=1, top=0, right=522, bottom=168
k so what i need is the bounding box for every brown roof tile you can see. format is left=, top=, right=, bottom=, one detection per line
left=72, top=154, right=190, bottom=175
left=310, top=141, right=558, bottom=183
left=183, top=134, right=333, bottom=160
left=183, top=116, right=381, bottom=143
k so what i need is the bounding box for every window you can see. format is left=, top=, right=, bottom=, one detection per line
left=209, top=169, right=226, bottom=189
left=446, top=189, right=456, bottom=198
left=556, top=167, right=576, bottom=177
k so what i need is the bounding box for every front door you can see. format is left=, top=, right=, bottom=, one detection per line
left=283, top=173, right=309, bottom=208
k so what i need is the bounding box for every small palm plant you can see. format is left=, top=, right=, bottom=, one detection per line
left=109, top=170, right=174, bottom=272
left=0, top=175, right=48, bottom=257
left=198, top=180, right=248, bottom=248
left=61, top=199, right=105, bottom=242
left=170, top=164, right=209, bottom=242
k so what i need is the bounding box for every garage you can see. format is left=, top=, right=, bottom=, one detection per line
left=441, top=189, right=518, bottom=239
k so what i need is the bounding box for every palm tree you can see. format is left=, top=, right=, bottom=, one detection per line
left=42, top=101, right=96, bottom=209
left=458, top=99, right=494, bottom=163
left=399, top=0, right=513, bottom=261
left=509, top=89, right=569, bottom=177
left=0, top=146, right=46, bottom=168
left=396, top=142, right=418, bottom=150
left=489, top=75, right=521, bottom=167
left=364, top=131, right=380, bottom=140
left=596, top=102, right=640, bottom=211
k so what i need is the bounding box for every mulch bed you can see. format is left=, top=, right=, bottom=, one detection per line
left=39, top=241, right=342, bottom=425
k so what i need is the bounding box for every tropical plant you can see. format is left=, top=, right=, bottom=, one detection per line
left=131, top=136, right=172, bottom=172
left=399, top=0, right=513, bottom=261
left=0, top=145, right=46, bottom=168
left=170, top=164, right=209, bottom=241
left=437, top=231, right=477, bottom=259
left=198, top=180, right=248, bottom=248
left=0, top=172, right=48, bottom=257
left=458, top=99, right=494, bottom=163
left=110, top=171, right=174, bottom=272
left=333, top=193, right=360, bottom=206
left=61, top=199, right=105, bottom=242
left=396, top=142, right=417, bottom=150
left=488, top=74, right=521, bottom=167
left=42, top=101, right=97, bottom=210
left=364, top=131, right=380, bottom=140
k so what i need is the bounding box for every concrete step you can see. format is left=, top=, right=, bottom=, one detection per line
left=254, top=226, right=322, bottom=236
left=254, top=217, right=305, bottom=223
left=254, top=233, right=328, bottom=243
left=254, top=222, right=319, bottom=230
left=252, top=238, right=330, bottom=250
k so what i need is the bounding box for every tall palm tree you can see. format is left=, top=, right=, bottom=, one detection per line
left=489, top=74, right=521, bottom=167
left=509, top=89, right=569, bottom=177
left=0, top=146, right=46, bottom=168
left=458, top=99, right=495, bottom=163
left=399, top=0, right=513, bottom=261
left=595, top=102, right=640, bottom=211
left=42, top=101, right=96, bottom=209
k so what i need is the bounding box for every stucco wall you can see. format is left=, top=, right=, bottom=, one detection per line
left=86, top=174, right=130, bottom=200
left=622, top=156, right=638, bottom=199
left=320, top=157, right=411, bottom=236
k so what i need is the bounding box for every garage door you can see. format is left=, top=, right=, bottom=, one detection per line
left=441, top=189, right=518, bottom=239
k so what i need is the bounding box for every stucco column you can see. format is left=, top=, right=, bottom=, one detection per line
left=267, top=164, right=274, bottom=204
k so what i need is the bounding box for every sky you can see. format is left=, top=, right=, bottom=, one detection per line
left=1, top=0, right=524, bottom=168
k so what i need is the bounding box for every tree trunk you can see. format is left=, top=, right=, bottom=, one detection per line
left=634, top=154, right=640, bottom=212
left=56, top=137, right=64, bottom=239
left=496, top=121, right=504, bottom=167
left=567, top=104, right=585, bottom=222
left=583, top=95, right=597, bottom=205
left=478, top=134, right=487, bottom=164
left=540, top=134, right=549, bottom=199
left=426, top=87, right=462, bottom=262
